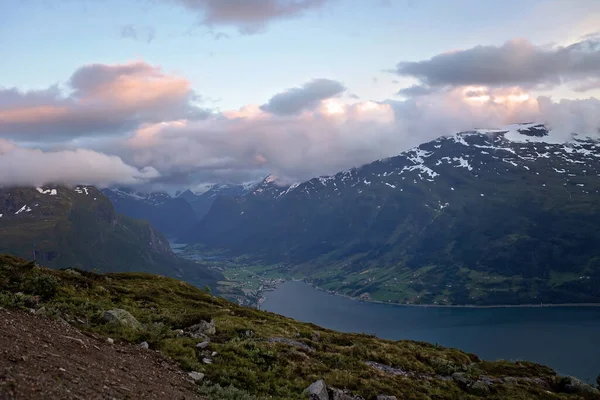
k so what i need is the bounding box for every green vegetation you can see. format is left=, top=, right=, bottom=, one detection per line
left=2, top=254, right=598, bottom=399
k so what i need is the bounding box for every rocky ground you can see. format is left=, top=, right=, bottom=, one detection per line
left=0, top=307, right=204, bottom=400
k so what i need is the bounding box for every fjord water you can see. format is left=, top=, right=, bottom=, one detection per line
left=262, top=281, right=600, bottom=382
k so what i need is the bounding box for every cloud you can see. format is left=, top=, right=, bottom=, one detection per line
left=0, top=140, right=158, bottom=187
left=397, top=84, right=438, bottom=97
left=3, top=60, right=600, bottom=190
left=121, top=87, right=597, bottom=186
left=120, top=25, right=156, bottom=43
left=395, top=37, right=600, bottom=93
left=174, top=0, right=329, bottom=34
left=260, top=79, right=346, bottom=115
left=120, top=100, right=398, bottom=184
left=0, top=61, right=209, bottom=141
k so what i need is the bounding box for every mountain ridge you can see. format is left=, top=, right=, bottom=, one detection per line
left=0, top=185, right=220, bottom=288
left=185, top=123, right=600, bottom=305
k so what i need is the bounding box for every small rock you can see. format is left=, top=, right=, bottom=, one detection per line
left=211, top=351, right=217, bottom=357
left=107, top=338, right=114, bottom=345
left=311, top=331, right=321, bottom=342
left=35, top=306, right=46, bottom=315
left=469, top=380, right=490, bottom=395
left=24, top=296, right=41, bottom=309
left=173, top=329, right=184, bottom=336
left=376, top=396, right=397, bottom=400
left=188, top=371, right=204, bottom=382
left=329, top=387, right=364, bottom=400
left=29, top=308, right=36, bottom=314
left=139, top=341, right=149, bottom=350
left=202, top=358, right=213, bottom=364
left=307, top=380, right=329, bottom=400
left=245, top=330, right=254, bottom=338
left=64, top=269, right=82, bottom=276
left=59, top=367, right=66, bottom=372
left=196, top=341, right=210, bottom=349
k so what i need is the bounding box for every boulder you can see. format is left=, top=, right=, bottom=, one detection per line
left=188, top=371, right=204, bottom=382
left=469, top=380, right=490, bottom=395
left=307, top=380, right=329, bottom=400
left=101, top=309, right=141, bottom=330
left=451, top=372, right=469, bottom=388
left=187, top=319, right=216, bottom=338
left=561, top=376, right=599, bottom=394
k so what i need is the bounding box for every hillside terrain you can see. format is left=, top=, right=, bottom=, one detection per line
left=187, top=123, right=600, bottom=305
left=1, top=254, right=599, bottom=399
left=0, top=186, right=220, bottom=288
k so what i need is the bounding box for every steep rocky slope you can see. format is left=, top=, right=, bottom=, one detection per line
left=0, top=186, right=220, bottom=288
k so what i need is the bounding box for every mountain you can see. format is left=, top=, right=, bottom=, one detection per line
left=101, top=188, right=199, bottom=238
left=0, top=185, right=220, bottom=287
left=177, top=183, right=256, bottom=219
left=186, top=123, right=600, bottom=305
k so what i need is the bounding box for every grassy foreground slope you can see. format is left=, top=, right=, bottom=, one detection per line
left=1, top=254, right=599, bottom=400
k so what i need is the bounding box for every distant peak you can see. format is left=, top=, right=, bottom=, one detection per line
left=263, top=174, right=277, bottom=184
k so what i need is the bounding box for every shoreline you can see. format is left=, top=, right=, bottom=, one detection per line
left=291, top=280, right=600, bottom=309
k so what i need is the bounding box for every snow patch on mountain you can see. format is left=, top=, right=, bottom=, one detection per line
left=15, top=205, right=31, bottom=214
left=36, top=187, right=57, bottom=196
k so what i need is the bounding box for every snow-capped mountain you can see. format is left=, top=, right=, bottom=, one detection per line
left=177, top=183, right=257, bottom=219
left=243, top=123, right=600, bottom=201
left=102, top=188, right=198, bottom=238
left=186, top=123, right=600, bottom=305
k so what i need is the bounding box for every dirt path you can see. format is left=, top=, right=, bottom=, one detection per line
left=0, top=308, right=205, bottom=400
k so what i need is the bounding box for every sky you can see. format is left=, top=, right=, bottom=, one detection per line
left=1, top=0, right=600, bottom=191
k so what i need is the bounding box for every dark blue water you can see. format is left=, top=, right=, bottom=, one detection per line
left=262, top=281, right=600, bottom=382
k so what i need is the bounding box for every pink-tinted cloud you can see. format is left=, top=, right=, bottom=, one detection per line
left=2, top=59, right=600, bottom=189
left=0, top=62, right=209, bottom=141
left=118, top=89, right=600, bottom=186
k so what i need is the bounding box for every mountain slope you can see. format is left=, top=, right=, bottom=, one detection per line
left=2, top=254, right=598, bottom=399
left=187, top=123, right=600, bottom=305
left=102, top=188, right=199, bottom=238
left=0, top=186, right=220, bottom=287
